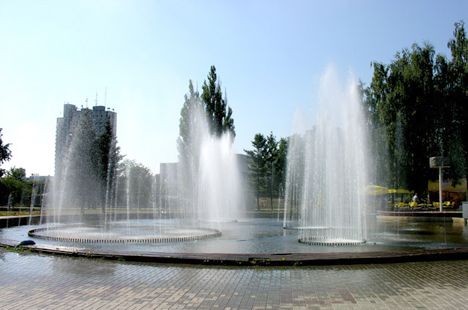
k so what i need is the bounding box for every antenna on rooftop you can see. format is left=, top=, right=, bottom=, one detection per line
left=95, top=92, right=98, bottom=106
left=85, top=98, right=88, bottom=108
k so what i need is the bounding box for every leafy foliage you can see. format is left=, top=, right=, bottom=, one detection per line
left=245, top=132, right=288, bottom=209
left=116, top=160, right=154, bottom=209
left=364, top=21, right=467, bottom=194
left=201, top=66, right=235, bottom=137
left=0, top=128, right=12, bottom=177
left=178, top=80, right=202, bottom=166
left=177, top=67, right=237, bottom=210
left=0, top=167, right=32, bottom=207
left=245, top=133, right=268, bottom=209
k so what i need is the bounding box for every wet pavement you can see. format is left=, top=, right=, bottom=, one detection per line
left=0, top=248, right=467, bottom=309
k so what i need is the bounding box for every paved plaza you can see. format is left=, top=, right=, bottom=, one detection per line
left=0, top=249, right=467, bottom=309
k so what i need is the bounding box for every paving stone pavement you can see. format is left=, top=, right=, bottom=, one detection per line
left=0, top=248, right=467, bottom=309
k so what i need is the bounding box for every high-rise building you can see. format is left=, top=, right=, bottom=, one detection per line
left=55, top=103, right=117, bottom=177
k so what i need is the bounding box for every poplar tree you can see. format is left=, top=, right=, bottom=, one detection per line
left=201, top=66, right=235, bottom=137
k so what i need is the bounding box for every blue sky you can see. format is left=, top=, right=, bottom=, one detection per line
left=0, top=0, right=466, bottom=175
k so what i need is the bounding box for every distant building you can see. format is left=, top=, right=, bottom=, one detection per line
left=157, top=162, right=179, bottom=210
left=55, top=103, right=117, bottom=178
left=155, top=155, right=253, bottom=212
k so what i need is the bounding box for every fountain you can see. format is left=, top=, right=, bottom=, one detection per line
left=31, top=101, right=244, bottom=244
left=1, top=67, right=467, bottom=265
left=181, top=103, right=244, bottom=224
left=284, top=66, right=370, bottom=245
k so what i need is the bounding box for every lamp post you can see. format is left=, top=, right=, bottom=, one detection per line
left=429, top=157, right=450, bottom=212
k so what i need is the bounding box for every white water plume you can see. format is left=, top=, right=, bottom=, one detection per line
left=284, top=66, right=370, bottom=244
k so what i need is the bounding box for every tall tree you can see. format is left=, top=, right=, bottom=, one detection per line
left=364, top=21, right=467, bottom=195
left=265, top=133, right=278, bottom=209
left=0, top=128, right=12, bottom=177
left=245, top=134, right=267, bottom=210
left=117, top=160, right=153, bottom=209
left=446, top=21, right=468, bottom=179
left=367, top=43, right=437, bottom=193
left=245, top=132, right=289, bottom=210
left=177, top=80, right=203, bottom=210
left=178, top=80, right=202, bottom=164
left=94, top=117, right=120, bottom=212
left=201, top=66, right=235, bottom=137
left=275, top=138, right=288, bottom=197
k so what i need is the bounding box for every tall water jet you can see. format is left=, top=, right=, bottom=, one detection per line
left=178, top=100, right=244, bottom=224
left=32, top=102, right=227, bottom=244
left=197, top=131, right=243, bottom=222
left=284, top=66, right=370, bottom=245
left=46, top=105, right=119, bottom=227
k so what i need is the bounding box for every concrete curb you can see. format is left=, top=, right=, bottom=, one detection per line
left=2, top=238, right=468, bottom=266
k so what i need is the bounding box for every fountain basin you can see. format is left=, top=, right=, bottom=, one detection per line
left=28, top=222, right=221, bottom=244
left=1, top=217, right=467, bottom=266
left=297, top=226, right=367, bottom=245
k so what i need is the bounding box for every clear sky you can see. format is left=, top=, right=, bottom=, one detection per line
left=0, top=0, right=466, bottom=176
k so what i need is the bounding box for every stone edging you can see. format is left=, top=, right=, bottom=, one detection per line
left=1, top=238, right=468, bottom=266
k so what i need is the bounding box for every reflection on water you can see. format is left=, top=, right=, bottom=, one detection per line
left=377, top=217, right=468, bottom=245
left=1, top=217, right=467, bottom=254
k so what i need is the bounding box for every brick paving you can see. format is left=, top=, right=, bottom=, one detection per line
left=0, top=249, right=467, bottom=309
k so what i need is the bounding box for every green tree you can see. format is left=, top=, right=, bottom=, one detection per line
left=275, top=138, right=288, bottom=197
left=0, top=167, right=32, bottom=207
left=201, top=66, right=235, bottom=137
left=245, top=132, right=289, bottom=210
left=364, top=21, right=467, bottom=196
left=446, top=21, right=468, bottom=180
left=178, top=80, right=202, bottom=165
left=245, top=133, right=268, bottom=210
left=118, top=160, right=153, bottom=210
left=265, top=133, right=278, bottom=209
left=7, top=167, right=26, bottom=180
left=177, top=80, right=203, bottom=209
left=178, top=69, right=237, bottom=214
left=94, top=118, right=121, bottom=212
left=366, top=43, right=437, bottom=193
left=0, top=128, right=12, bottom=177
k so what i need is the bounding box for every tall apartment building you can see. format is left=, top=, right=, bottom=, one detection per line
left=55, top=103, right=117, bottom=177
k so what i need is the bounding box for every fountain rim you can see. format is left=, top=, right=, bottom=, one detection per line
left=28, top=225, right=222, bottom=244
left=2, top=236, right=468, bottom=266
left=298, top=238, right=367, bottom=246
left=1, top=217, right=467, bottom=267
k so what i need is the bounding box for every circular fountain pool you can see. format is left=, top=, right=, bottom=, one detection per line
left=28, top=221, right=221, bottom=244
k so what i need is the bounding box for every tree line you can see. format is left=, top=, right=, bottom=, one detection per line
left=363, top=21, right=467, bottom=196
left=3, top=21, right=466, bottom=212
left=244, top=132, right=288, bottom=210
left=0, top=129, right=42, bottom=209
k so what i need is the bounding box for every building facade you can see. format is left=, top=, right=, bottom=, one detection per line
left=55, top=103, right=117, bottom=178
